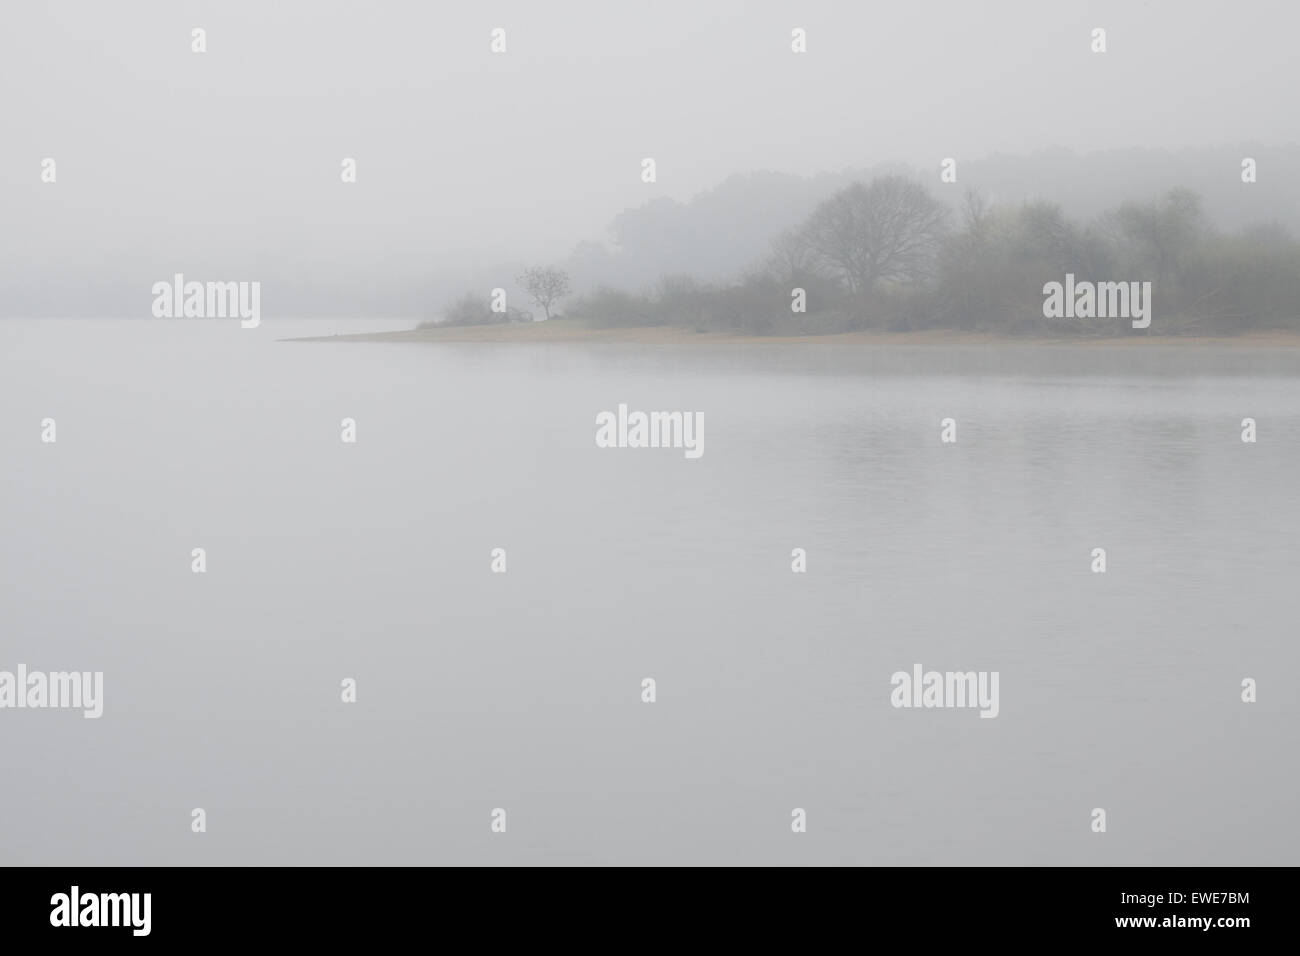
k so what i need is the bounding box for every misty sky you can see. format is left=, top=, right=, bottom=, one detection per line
left=2, top=0, right=1296, bottom=316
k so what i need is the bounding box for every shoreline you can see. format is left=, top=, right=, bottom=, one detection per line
left=281, top=319, right=1300, bottom=348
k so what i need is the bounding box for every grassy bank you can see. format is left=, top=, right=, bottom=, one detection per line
left=284, top=317, right=1300, bottom=347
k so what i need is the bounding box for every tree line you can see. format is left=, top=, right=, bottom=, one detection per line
left=435, top=175, right=1300, bottom=335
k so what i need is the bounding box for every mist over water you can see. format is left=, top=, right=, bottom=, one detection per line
left=2, top=319, right=1296, bottom=865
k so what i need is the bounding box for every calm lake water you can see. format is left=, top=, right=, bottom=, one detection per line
left=2, top=318, right=1298, bottom=865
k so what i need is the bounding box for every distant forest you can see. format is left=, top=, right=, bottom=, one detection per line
left=559, top=177, right=1300, bottom=335
left=439, top=146, right=1300, bottom=336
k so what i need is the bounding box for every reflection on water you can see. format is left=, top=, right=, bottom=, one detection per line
left=1, top=319, right=1297, bottom=865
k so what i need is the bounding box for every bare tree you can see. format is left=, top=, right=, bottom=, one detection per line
left=960, top=187, right=991, bottom=242
left=800, top=176, right=949, bottom=295
left=763, top=228, right=818, bottom=284
left=517, top=266, right=572, bottom=320
left=1115, top=188, right=1205, bottom=284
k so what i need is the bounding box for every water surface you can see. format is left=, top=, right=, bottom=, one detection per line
left=1, top=319, right=1296, bottom=865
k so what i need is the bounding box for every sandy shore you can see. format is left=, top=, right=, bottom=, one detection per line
left=283, top=318, right=1300, bottom=347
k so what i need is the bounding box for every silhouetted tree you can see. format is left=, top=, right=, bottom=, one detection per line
left=1115, top=188, right=1205, bottom=285
left=517, top=266, right=572, bottom=320
left=800, top=176, right=949, bottom=295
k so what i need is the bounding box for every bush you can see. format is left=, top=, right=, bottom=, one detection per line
left=419, top=292, right=507, bottom=328
left=566, top=286, right=663, bottom=327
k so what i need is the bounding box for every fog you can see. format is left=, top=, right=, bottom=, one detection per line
left=4, top=320, right=1299, bottom=865
left=3, top=1, right=1299, bottom=870
left=2, top=0, right=1297, bottom=316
